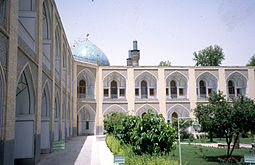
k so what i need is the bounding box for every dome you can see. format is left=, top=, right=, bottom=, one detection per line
left=72, top=39, right=110, bottom=66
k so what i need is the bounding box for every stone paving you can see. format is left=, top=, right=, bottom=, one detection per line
left=37, top=135, right=114, bottom=165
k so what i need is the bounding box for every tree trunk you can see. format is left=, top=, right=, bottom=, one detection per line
left=210, top=132, right=213, bottom=143
left=229, top=133, right=239, bottom=158
left=226, top=136, right=232, bottom=158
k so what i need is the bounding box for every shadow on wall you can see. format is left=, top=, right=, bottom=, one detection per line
left=37, top=136, right=88, bottom=165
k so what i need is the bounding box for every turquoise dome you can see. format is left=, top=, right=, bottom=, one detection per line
left=72, top=39, right=110, bottom=66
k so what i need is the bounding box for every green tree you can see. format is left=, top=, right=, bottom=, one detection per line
left=172, top=118, right=193, bottom=140
left=193, top=45, right=225, bottom=66
left=159, top=60, right=171, bottom=66
left=246, top=55, right=255, bottom=66
left=194, top=91, right=255, bottom=158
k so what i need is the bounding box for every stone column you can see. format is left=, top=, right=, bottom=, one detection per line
left=127, top=67, right=135, bottom=115
left=248, top=68, right=255, bottom=99
left=96, top=67, right=103, bottom=134
left=188, top=68, right=197, bottom=118
left=2, top=0, right=19, bottom=164
left=65, top=52, right=69, bottom=139
left=158, top=68, right=167, bottom=119
left=50, top=8, right=56, bottom=146
left=59, top=28, right=63, bottom=140
left=34, top=0, right=43, bottom=162
left=218, top=68, right=227, bottom=95
left=73, top=61, right=77, bottom=136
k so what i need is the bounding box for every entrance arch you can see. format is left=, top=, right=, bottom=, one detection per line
left=77, top=105, right=95, bottom=135
left=15, top=66, right=35, bottom=161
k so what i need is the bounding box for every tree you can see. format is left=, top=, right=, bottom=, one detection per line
left=172, top=118, right=193, bottom=140
left=194, top=91, right=255, bottom=158
left=193, top=45, right=225, bottom=66
left=246, top=55, right=255, bottom=66
left=159, top=60, right=171, bottom=66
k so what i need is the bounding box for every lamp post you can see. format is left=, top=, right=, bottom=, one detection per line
left=177, top=117, right=201, bottom=165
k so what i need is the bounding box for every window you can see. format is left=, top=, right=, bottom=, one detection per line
left=78, top=80, right=86, bottom=98
left=141, top=80, right=148, bottom=98
left=120, top=89, right=125, bottom=97
left=228, top=80, right=235, bottom=97
left=199, top=80, right=206, bottom=97
left=208, top=88, right=212, bottom=95
left=170, top=80, right=177, bottom=98
left=149, top=88, right=154, bottom=96
left=237, top=88, right=241, bottom=95
left=135, top=88, right=139, bottom=96
left=86, top=121, right=89, bottom=130
left=166, top=88, right=169, bottom=96
left=171, top=112, right=178, bottom=122
left=179, top=88, right=183, bottom=96
left=104, top=89, right=109, bottom=97
left=111, top=80, right=117, bottom=98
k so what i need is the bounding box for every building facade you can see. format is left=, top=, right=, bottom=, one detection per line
left=0, top=0, right=255, bottom=165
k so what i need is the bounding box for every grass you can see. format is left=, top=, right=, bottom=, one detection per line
left=182, top=138, right=254, bottom=144
left=106, top=135, right=253, bottom=165
left=169, top=143, right=252, bottom=165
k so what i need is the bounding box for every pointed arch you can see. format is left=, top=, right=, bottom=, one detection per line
left=166, top=71, right=188, bottom=99
left=227, top=71, right=247, bottom=97
left=16, top=64, right=35, bottom=115
left=167, top=104, right=190, bottom=122
left=77, top=68, right=95, bottom=99
left=103, top=71, right=126, bottom=99
left=135, top=104, right=159, bottom=117
left=196, top=71, right=218, bottom=98
left=103, top=104, right=127, bottom=116
left=135, top=71, right=157, bottom=99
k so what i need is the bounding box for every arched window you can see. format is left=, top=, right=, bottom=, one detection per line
left=16, top=71, right=34, bottom=115
left=170, top=80, right=177, bottom=98
left=172, top=112, right=178, bottom=122
left=228, top=80, right=235, bottom=97
left=78, top=80, right=86, bottom=98
left=199, top=80, right=206, bottom=98
left=141, top=80, right=148, bottom=98
left=141, top=112, right=146, bottom=119
left=111, top=80, right=117, bottom=98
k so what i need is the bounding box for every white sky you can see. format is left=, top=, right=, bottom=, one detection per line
left=55, top=0, right=255, bottom=66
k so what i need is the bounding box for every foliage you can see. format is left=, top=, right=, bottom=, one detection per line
left=159, top=60, right=171, bottom=66
left=194, top=91, right=255, bottom=158
left=172, top=118, right=193, bottom=140
left=193, top=45, right=225, bottom=66
left=130, top=110, right=177, bottom=155
left=106, top=134, right=179, bottom=165
left=104, top=110, right=177, bottom=156
left=105, top=134, right=124, bottom=155
left=246, top=54, right=255, bottom=66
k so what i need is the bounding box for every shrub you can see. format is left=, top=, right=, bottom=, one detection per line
left=130, top=110, right=177, bottom=155
left=104, top=110, right=177, bottom=156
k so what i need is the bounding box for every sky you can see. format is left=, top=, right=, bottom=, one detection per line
left=55, top=0, right=255, bottom=66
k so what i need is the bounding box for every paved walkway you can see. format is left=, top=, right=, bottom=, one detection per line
left=181, top=142, right=253, bottom=149
left=37, top=135, right=114, bottom=165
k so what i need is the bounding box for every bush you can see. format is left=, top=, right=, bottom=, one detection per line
left=104, top=110, right=177, bottom=156
left=130, top=110, right=176, bottom=155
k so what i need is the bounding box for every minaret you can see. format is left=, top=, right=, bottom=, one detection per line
left=127, top=40, right=140, bottom=66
